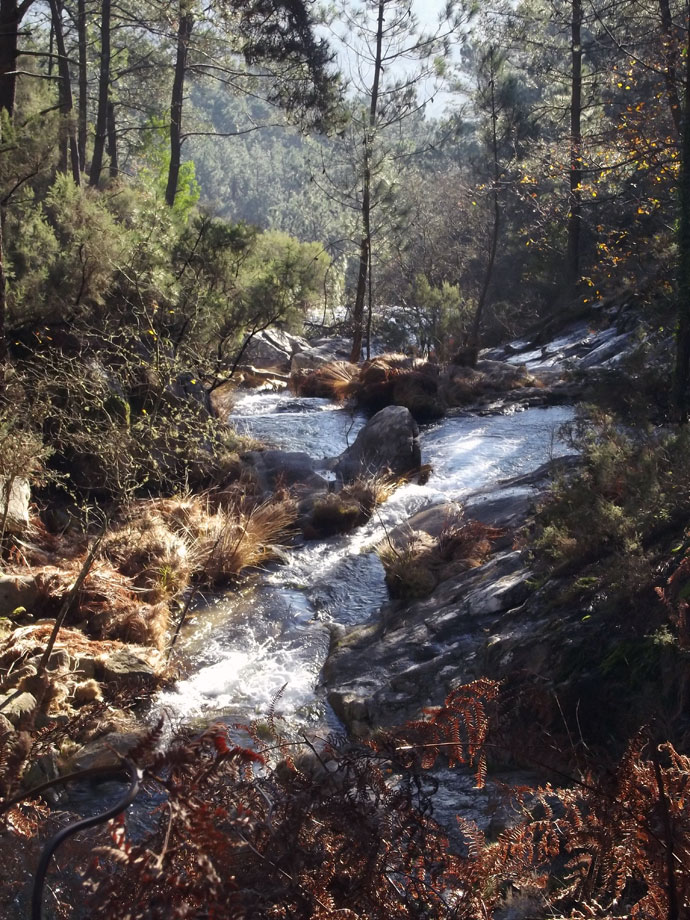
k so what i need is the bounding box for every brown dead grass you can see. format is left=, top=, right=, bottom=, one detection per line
left=303, top=474, right=399, bottom=539
left=378, top=517, right=504, bottom=599
left=291, top=360, right=359, bottom=401
left=136, top=493, right=298, bottom=585
left=102, top=515, right=194, bottom=602
left=341, top=474, right=397, bottom=517
left=101, top=490, right=297, bottom=592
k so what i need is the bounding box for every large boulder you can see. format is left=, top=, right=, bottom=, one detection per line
left=242, top=329, right=309, bottom=372
left=97, top=647, right=165, bottom=684
left=168, top=371, right=212, bottom=414
left=0, top=573, right=40, bottom=616
left=0, top=477, right=31, bottom=534
left=332, top=406, right=421, bottom=482
left=244, top=449, right=329, bottom=494
left=290, top=337, right=353, bottom=373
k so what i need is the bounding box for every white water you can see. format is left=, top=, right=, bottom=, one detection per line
left=156, top=395, right=574, bottom=729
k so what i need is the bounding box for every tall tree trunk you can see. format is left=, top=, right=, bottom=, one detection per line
left=0, top=206, right=6, bottom=364
left=672, top=23, right=690, bottom=421
left=0, top=0, right=32, bottom=118
left=350, top=0, right=384, bottom=364
left=566, top=0, right=582, bottom=290
left=351, top=159, right=370, bottom=363
left=658, top=0, right=682, bottom=137
left=165, top=6, right=193, bottom=208
left=49, top=0, right=80, bottom=184
left=471, top=48, right=501, bottom=355
left=76, top=0, right=87, bottom=170
left=89, top=0, right=111, bottom=186
left=107, top=98, right=118, bottom=177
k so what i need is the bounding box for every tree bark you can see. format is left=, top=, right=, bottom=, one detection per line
left=76, top=0, right=87, bottom=170
left=672, top=23, right=690, bottom=421
left=350, top=0, right=384, bottom=364
left=0, top=0, right=33, bottom=118
left=0, top=205, right=6, bottom=364
left=471, top=48, right=501, bottom=354
left=566, top=0, right=582, bottom=290
left=90, top=0, right=111, bottom=186
left=49, top=0, right=80, bottom=184
left=658, top=0, right=682, bottom=137
left=165, top=6, right=193, bottom=208
left=107, top=98, right=118, bottom=177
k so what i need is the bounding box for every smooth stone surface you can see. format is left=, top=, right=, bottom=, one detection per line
left=98, top=648, right=163, bottom=683
left=0, top=478, right=31, bottom=534
left=244, top=448, right=329, bottom=493
left=0, top=573, right=40, bottom=617
left=332, top=405, right=421, bottom=481
left=0, top=690, right=37, bottom=725
left=242, top=329, right=309, bottom=371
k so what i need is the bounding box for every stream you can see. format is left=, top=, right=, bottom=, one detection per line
left=155, top=392, right=575, bottom=733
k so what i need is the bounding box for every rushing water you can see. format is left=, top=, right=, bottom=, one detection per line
left=156, top=393, right=574, bottom=730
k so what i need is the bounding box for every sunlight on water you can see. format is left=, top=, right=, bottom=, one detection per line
left=231, top=392, right=366, bottom=458
left=157, top=399, right=574, bottom=727
left=156, top=586, right=330, bottom=724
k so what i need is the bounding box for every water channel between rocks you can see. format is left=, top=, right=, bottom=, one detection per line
left=154, top=394, right=575, bottom=735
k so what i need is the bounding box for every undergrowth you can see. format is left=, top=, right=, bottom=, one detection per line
left=533, top=410, right=690, bottom=575
left=2, top=681, right=689, bottom=918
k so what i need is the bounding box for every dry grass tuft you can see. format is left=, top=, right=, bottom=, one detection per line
left=378, top=517, right=504, bottom=599
left=102, top=491, right=297, bottom=591
left=436, top=519, right=505, bottom=567
left=341, top=474, right=397, bottom=517
left=101, top=514, right=194, bottom=602
left=131, top=493, right=297, bottom=584
left=191, top=497, right=298, bottom=583
left=72, top=678, right=103, bottom=706
left=291, top=361, right=359, bottom=401
left=305, top=494, right=362, bottom=538
left=88, top=598, right=171, bottom=649
left=303, top=474, right=399, bottom=539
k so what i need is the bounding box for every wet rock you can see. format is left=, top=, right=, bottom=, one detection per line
left=97, top=648, right=163, bottom=684
left=242, top=329, right=309, bottom=372
left=290, top=337, right=352, bottom=373
left=0, top=477, right=31, bottom=534
left=332, top=406, right=421, bottom=482
left=324, top=547, right=527, bottom=732
left=0, top=573, right=40, bottom=617
left=578, top=331, right=635, bottom=368
left=23, top=750, right=64, bottom=804
left=0, top=691, right=38, bottom=725
left=244, top=449, right=328, bottom=494
left=71, top=730, right=145, bottom=770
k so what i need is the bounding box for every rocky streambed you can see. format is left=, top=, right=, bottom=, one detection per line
left=160, top=313, right=643, bottom=747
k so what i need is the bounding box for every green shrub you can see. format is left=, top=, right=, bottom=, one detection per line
left=533, top=411, right=690, bottom=572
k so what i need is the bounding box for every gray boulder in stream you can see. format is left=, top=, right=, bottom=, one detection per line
left=332, top=405, right=421, bottom=482
left=244, top=449, right=328, bottom=493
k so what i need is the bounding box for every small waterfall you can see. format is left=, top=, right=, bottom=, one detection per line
left=155, top=393, right=574, bottom=730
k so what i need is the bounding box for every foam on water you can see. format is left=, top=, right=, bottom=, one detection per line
left=231, top=392, right=366, bottom=458
left=157, top=399, right=574, bottom=727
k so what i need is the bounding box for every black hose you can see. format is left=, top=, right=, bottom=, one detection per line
left=30, top=758, right=142, bottom=920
